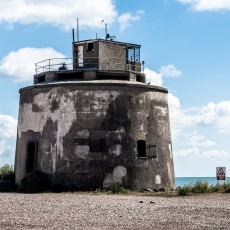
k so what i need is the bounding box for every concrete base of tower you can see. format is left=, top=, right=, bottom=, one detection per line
left=15, top=80, right=175, bottom=190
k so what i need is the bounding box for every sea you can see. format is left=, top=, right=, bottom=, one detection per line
left=175, top=177, right=230, bottom=187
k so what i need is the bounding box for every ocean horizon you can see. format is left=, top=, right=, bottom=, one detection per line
left=175, top=177, right=230, bottom=187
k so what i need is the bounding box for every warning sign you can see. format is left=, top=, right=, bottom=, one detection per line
left=216, top=167, right=226, bottom=180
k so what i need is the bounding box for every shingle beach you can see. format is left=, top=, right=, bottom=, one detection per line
left=0, top=193, right=229, bottom=229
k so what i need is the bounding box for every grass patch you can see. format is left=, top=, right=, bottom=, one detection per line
left=110, top=184, right=130, bottom=194
left=177, top=179, right=230, bottom=196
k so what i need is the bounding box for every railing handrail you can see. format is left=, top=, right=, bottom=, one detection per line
left=35, top=57, right=145, bottom=75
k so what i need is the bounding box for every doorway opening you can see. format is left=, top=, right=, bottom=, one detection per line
left=26, top=141, right=37, bottom=173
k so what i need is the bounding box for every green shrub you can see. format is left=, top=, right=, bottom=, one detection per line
left=20, top=170, right=50, bottom=193
left=110, top=184, right=129, bottom=194
left=0, top=164, right=14, bottom=181
left=223, top=181, right=230, bottom=193
left=190, top=180, right=209, bottom=193
left=177, top=185, right=191, bottom=196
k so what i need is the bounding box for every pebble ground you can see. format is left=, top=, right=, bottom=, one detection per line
left=0, top=193, right=229, bottom=229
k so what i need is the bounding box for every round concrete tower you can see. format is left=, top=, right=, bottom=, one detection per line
left=15, top=38, right=175, bottom=190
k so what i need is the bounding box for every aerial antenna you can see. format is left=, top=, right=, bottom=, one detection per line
left=101, top=20, right=108, bottom=40
left=77, top=17, right=79, bottom=41
left=72, top=28, right=75, bottom=43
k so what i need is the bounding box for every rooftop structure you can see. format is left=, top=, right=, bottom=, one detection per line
left=34, top=39, right=145, bottom=84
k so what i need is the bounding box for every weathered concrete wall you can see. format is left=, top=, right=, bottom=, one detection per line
left=99, top=42, right=127, bottom=70
left=15, top=81, right=175, bottom=190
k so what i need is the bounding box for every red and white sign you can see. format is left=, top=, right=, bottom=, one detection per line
left=216, top=167, right=226, bottom=180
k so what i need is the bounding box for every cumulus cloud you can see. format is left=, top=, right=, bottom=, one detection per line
left=197, top=101, right=230, bottom=133
left=0, top=47, right=66, bottom=82
left=183, top=131, right=216, bottom=147
left=0, top=114, right=17, bottom=166
left=0, top=0, right=117, bottom=30
left=160, top=65, right=182, bottom=77
left=175, top=147, right=230, bottom=159
left=168, top=93, right=194, bottom=139
left=0, top=140, right=15, bottom=157
left=0, top=114, right=17, bottom=139
left=118, top=10, right=144, bottom=31
left=144, top=68, right=163, bottom=86
left=168, top=94, right=230, bottom=137
left=177, top=0, right=230, bottom=11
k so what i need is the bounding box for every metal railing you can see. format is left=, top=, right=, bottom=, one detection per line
left=35, top=57, right=145, bottom=75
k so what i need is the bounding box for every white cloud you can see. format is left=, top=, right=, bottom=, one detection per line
left=160, top=65, right=182, bottom=77
left=175, top=147, right=230, bottom=159
left=144, top=68, right=163, bottom=86
left=0, top=0, right=117, bottom=30
left=197, top=101, right=230, bottom=133
left=0, top=114, right=17, bottom=166
left=168, top=94, right=230, bottom=137
left=0, top=114, right=17, bottom=139
left=174, top=147, right=200, bottom=157
left=168, top=93, right=194, bottom=139
left=118, top=10, right=144, bottom=31
left=0, top=47, right=66, bottom=82
left=0, top=140, right=15, bottom=157
left=177, top=0, right=230, bottom=11
left=183, top=131, right=216, bottom=147
left=169, top=94, right=230, bottom=160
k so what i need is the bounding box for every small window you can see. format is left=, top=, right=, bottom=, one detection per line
left=38, top=75, right=45, bottom=83
left=90, top=138, right=106, bottom=152
left=128, top=47, right=140, bottom=62
left=87, top=43, right=94, bottom=52
left=148, top=145, right=157, bottom=158
left=137, top=140, right=146, bottom=158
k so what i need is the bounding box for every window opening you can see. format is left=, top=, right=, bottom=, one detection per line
left=135, top=47, right=140, bottom=62
left=137, top=140, right=146, bottom=158
left=26, top=141, right=37, bottom=173
left=128, top=47, right=134, bottom=62
left=87, top=43, right=94, bottom=52
left=128, top=47, right=140, bottom=62
left=90, top=138, right=107, bottom=152
left=148, top=145, right=157, bottom=158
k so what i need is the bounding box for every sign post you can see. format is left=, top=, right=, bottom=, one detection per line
left=216, top=167, right=226, bottom=180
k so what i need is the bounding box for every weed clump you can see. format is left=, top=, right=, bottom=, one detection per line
left=190, top=180, right=209, bottom=193
left=110, top=184, right=129, bottom=194
left=177, top=185, right=191, bottom=196
left=177, top=179, right=230, bottom=196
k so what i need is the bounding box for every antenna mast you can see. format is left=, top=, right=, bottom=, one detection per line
left=77, top=17, right=79, bottom=41
left=105, top=23, right=107, bottom=39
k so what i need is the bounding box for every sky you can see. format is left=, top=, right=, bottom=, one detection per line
left=0, top=0, right=230, bottom=177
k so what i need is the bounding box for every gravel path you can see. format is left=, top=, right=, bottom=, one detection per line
left=0, top=193, right=229, bottom=229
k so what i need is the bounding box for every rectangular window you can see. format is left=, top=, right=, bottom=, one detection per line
left=128, top=47, right=135, bottom=62
left=87, top=43, right=94, bottom=52
left=90, top=138, right=107, bottom=152
left=135, top=47, right=140, bottom=62
left=148, top=145, right=157, bottom=158
left=128, top=47, right=140, bottom=62
left=137, top=140, right=146, bottom=158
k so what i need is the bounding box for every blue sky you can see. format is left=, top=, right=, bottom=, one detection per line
left=0, top=0, right=230, bottom=177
